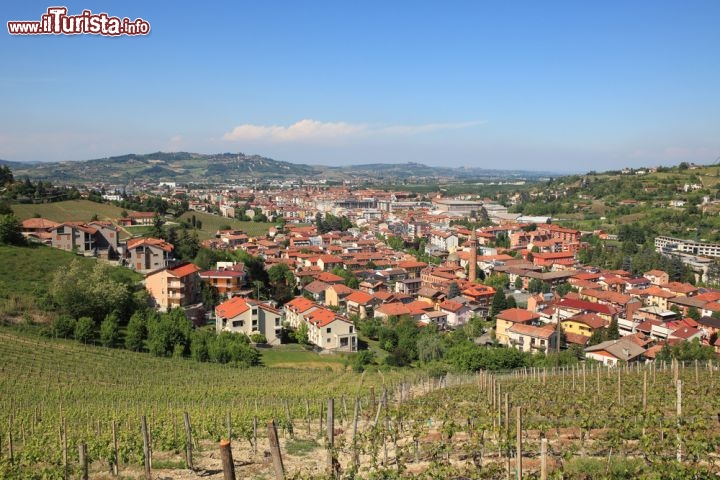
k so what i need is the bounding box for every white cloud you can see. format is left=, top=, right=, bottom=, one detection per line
left=222, top=119, right=484, bottom=143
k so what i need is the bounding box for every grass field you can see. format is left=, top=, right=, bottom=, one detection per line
left=11, top=199, right=127, bottom=222
left=0, top=244, right=141, bottom=320
left=178, top=210, right=275, bottom=239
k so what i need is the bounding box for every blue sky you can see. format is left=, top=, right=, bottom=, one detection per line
left=2, top=1, right=719, bottom=172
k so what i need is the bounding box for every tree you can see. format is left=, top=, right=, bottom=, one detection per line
left=528, top=278, right=544, bottom=294
left=294, top=322, right=309, bottom=345
left=447, top=281, right=460, bottom=299
left=53, top=315, right=76, bottom=338
left=350, top=350, right=375, bottom=373
left=50, top=261, right=133, bottom=323
left=607, top=317, right=620, bottom=340
left=505, top=295, right=517, bottom=309
left=74, top=316, right=94, bottom=344
left=125, top=311, right=147, bottom=351
left=688, top=307, right=701, bottom=321
left=417, top=335, right=444, bottom=363
left=100, top=312, right=120, bottom=347
left=490, top=289, right=508, bottom=318
left=0, top=214, right=24, bottom=245
left=514, top=277, right=523, bottom=290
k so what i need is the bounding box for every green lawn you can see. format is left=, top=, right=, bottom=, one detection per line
left=11, top=199, right=127, bottom=222
left=260, top=343, right=350, bottom=370
left=178, top=211, right=274, bottom=240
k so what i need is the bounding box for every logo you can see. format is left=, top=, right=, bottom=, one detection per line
left=8, top=7, right=150, bottom=36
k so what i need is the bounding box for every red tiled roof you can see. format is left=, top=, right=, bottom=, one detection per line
left=216, top=296, right=250, bottom=318
left=496, top=308, right=541, bottom=323
left=346, top=291, right=374, bottom=305
left=168, top=262, right=200, bottom=278
left=563, top=313, right=607, bottom=329
left=127, top=237, right=174, bottom=252
left=285, top=296, right=317, bottom=313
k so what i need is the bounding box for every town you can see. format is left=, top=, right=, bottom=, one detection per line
left=7, top=165, right=720, bottom=370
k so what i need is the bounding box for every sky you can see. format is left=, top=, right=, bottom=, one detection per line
left=2, top=1, right=719, bottom=172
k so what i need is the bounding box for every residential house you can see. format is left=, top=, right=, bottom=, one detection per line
left=199, top=264, right=247, bottom=298
left=585, top=337, right=646, bottom=366
left=346, top=291, right=377, bottom=319
left=495, top=308, right=542, bottom=346
left=306, top=310, right=357, bottom=352
left=125, top=237, right=174, bottom=273
left=644, top=269, right=670, bottom=286
left=507, top=323, right=559, bottom=354
left=283, top=296, right=318, bottom=329
left=325, top=283, right=355, bottom=308
left=215, top=296, right=283, bottom=345
left=145, top=262, right=201, bottom=313
left=561, top=313, right=608, bottom=338
left=439, top=300, right=472, bottom=327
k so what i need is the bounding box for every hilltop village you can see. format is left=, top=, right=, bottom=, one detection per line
left=14, top=176, right=720, bottom=367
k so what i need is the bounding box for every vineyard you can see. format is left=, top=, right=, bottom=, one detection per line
left=2, top=327, right=720, bottom=479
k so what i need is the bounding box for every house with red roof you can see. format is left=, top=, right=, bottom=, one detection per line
left=507, top=323, right=559, bottom=354
left=125, top=237, right=174, bottom=273
left=495, top=308, right=542, bottom=346
left=145, top=262, right=201, bottom=313
left=215, top=297, right=283, bottom=345
left=199, top=264, right=247, bottom=299
left=346, top=290, right=377, bottom=319
left=439, top=299, right=472, bottom=327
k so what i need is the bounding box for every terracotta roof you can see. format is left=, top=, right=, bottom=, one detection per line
left=376, top=302, right=411, bottom=317
left=496, top=308, right=541, bottom=323
left=284, top=296, right=317, bottom=313
left=168, top=262, right=200, bottom=278
left=440, top=300, right=465, bottom=313
left=22, top=218, right=60, bottom=229
left=216, top=296, right=250, bottom=319
left=508, top=322, right=555, bottom=338
left=304, top=280, right=331, bottom=294
left=346, top=291, right=374, bottom=305
left=563, top=313, right=607, bottom=330
left=127, top=237, right=174, bottom=252
left=315, top=272, right=345, bottom=283
left=557, top=298, right=616, bottom=315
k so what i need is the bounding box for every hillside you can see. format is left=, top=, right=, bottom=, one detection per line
left=0, top=244, right=141, bottom=322
left=10, top=151, right=320, bottom=184
left=511, top=163, right=720, bottom=241
left=7, top=151, right=558, bottom=185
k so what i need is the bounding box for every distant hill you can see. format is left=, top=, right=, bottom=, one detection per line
left=7, top=151, right=558, bottom=184
left=9, top=152, right=320, bottom=184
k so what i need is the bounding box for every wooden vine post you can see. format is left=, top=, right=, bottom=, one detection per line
left=183, top=411, right=194, bottom=470
left=219, top=439, right=236, bottom=480
left=516, top=406, right=522, bottom=480
left=267, top=419, right=285, bottom=480
left=141, top=415, right=151, bottom=480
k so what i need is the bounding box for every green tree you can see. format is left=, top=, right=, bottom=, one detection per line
left=490, top=289, right=508, bottom=318
left=99, top=312, right=120, bottom=347
left=505, top=295, right=517, bottom=309
left=125, top=311, right=147, bottom=351
left=514, top=276, right=523, bottom=290
left=0, top=214, right=24, bottom=245
left=447, top=281, right=460, bottom=299
left=294, top=322, right=309, bottom=345
left=607, top=317, right=620, bottom=340
left=74, top=316, right=95, bottom=344
left=52, top=315, right=76, bottom=338
left=528, top=278, right=544, bottom=294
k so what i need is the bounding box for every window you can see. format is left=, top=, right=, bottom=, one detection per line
left=340, top=338, right=348, bottom=347
left=252, top=309, right=258, bottom=315
left=349, top=326, right=354, bottom=333
left=232, top=320, right=244, bottom=328
left=275, top=318, right=281, bottom=327
left=326, top=327, right=331, bottom=334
